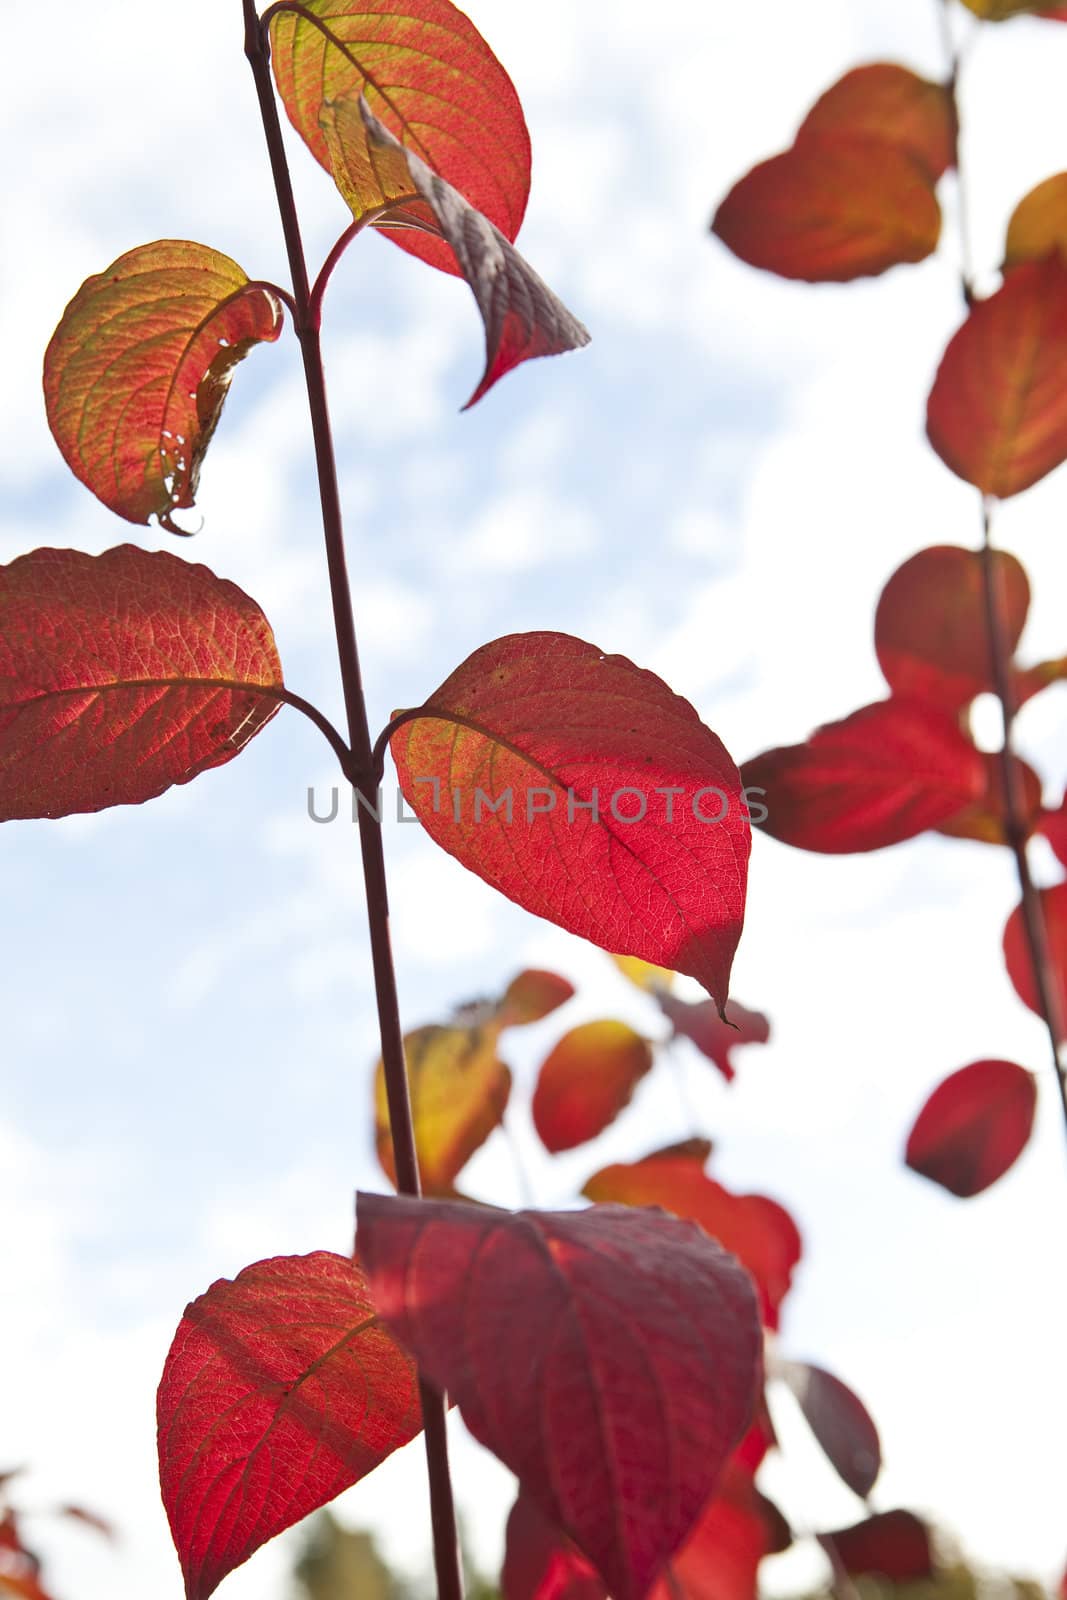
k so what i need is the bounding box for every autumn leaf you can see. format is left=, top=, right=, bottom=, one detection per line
left=780, top=1361, right=881, bottom=1498
left=157, top=1252, right=422, bottom=1600
left=612, top=955, right=676, bottom=993
left=1004, top=173, right=1067, bottom=268
left=269, top=0, right=530, bottom=276
left=657, top=995, right=770, bottom=1083
left=582, top=1147, right=801, bottom=1329
left=531, top=1021, right=654, bottom=1153
left=959, top=0, right=1052, bottom=16
left=1003, top=881, right=1067, bottom=1036
left=0, top=546, right=282, bottom=821
left=936, top=751, right=1043, bottom=845
left=1039, top=789, right=1067, bottom=866
left=875, top=545, right=1030, bottom=711
left=44, top=241, right=282, bottom=531
left=905, top=1060, right=1037, bottom=1197
left=375, top=1023, right=511, bottom=1193
left=496, top=969, right=575, bottom=1028
left=316, top=98, right=588, bottom=406
left=741, top=699, right=986, bottom=854
left=819, top=1511, right=934, bottom=1581
left=927, top=254, right=1067, bottom=497
left=388, top=633, right=750, bottom=1011
left=357, top=1194, right=761, bottom=1600
left=502, top=1495, right=607, bottom=1600
left=799, top=64, right=956, bottom=183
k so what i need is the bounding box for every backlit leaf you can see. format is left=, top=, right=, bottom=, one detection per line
left=503, top=1495, right=607, bottom=1600
left=959, top=0, right=1049, bottom=16
left=531, top=1021, right=654, bottom=1153
left=936, top=751, right=1043, bottom=845
left=741, top=699, right=986, bottom=854
left=157, top=1252, right=421, bottom=1600
left=926, top=254, right=1067, bottom=497
left=0, top=546, right=282, bottom=821
left=658, top=995, right=770, bottom=1083
left=712, top=137, right=940, bottom=282
left=357, top=1194, right=762, bottom=1600
left=320, top=100, right=588, bottom=406
left=1005, top=173, right=1067, bottom=268
left=875, top=545, right=1030, bottom=711
left=1003, top=881, right=1067, bottom=1036
left=583, top=1148, right=800, bottom=1329
left=781, top=1362, right=881, bottom=1498
left=44, top=241, right=282, bottom=532
left=269, top=0, right=530, bottom=276
left=389, top=633, right=750, bottom=1011
left=799, top=64, right=956, bottom=182
left=905, top=1059, right=1037, bottom=1197
left=497, top=969, right=575, bottom=1028
left=819, top=1510, right=933, bottom=1581
left=612, top=955, right=676, bottom=993
left=375, top=1023, right=511, bottom=1193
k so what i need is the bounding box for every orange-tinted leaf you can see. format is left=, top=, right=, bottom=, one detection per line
left=375, top=1024, right=511, bottom=1194
left=358, top=1195, right=761, bottom=1600
left=799, top=65, right=956, bottom=182
left=959, top=0, right=1049, bottom=15
left=269, top=0, right=529, bottom=276
left=819, top=1511, right=933, bottom=1581
left=503, top=1495, right=607, bottom=1600
left=532, top=1021, right=654, bottom=1153
left=658, top=996, right=770, bottom=1083
left=927, top=254, right=1067, bottom=497
left=1003, top=881, right=1067, bottom=1036
left=583, top=1148, right=801, bottom=1329
left=0, top=546, right=282, bottom=821
left=498, top=970, right=576, bottom=1028
left=389, top=633, right=750, bottom=1011
left=781, top=1362, right=881, bottom=1498
left=936, top=751, right=1043, bottom=845
left=1004, top=173, right=1067, bottom=268
left=906, top=1059, right=1037, bottom=1196
left=712, top=137, right=940, bottom=282
left=742, top=699, right=985, bottom=854
left=0, top=1514, right=51, bottom=1600
left=44, top=242, right=282, bottom=532
left=157, top=1252, right=421, bottom=1600
left=321, top=100, right=588, bottom=406
left=875, top=545, right=1030, bottom=711
left=612, top=955, right=676, bottom=993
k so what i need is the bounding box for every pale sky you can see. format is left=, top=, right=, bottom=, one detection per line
left=2, top=3, right=1066, bottom=1599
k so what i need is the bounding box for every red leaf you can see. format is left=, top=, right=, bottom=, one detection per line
left=799, top=64, right=956, bottom=183
left=44, top=241, right=282, bottom=531
left=657, top=995, right=770, bottom=1083
left=357, top=1194, right=762, bottom=1600
left=0, top=546, right=282, bottom=821
left=1039, top=790, right=1067, bottom=866
left=1003, top=881, right=1067, bottom=1036
left=936, top=751, right=1043, bottom=845
left=653, top=1462, right=791, bottom=1600
left=389, top=633, right=750, bottom=1011
left=269, top=0, right=530, bottom=277
left=927, top=254, right=1067, bottom=497
left=157, top=1252, right=421, bottom=1600
left=781, top=1361, right=881, bottom=1498
left=905, top=1059, right=1037, bottom=1196
left=819, top=1510, right=933, bottom=1581
left=497, top=970, right=575, bottom=1029
left=742, top=699, right=985, bottom=854
left=1004, top=173, right=1067, bottom=268
left=582, top=1149, right=801, bottom=1329
left=712, top=137, right=940, bottom=282
left=316, top=99, right=588, bottom=406
left=532, top=1021, right=655, bottom=1153
left=374, top=1023, right=511, bottom=1194
left=875, top=545, right=1030, bottom=711
left=503, top=1496, right=607, bottom=1600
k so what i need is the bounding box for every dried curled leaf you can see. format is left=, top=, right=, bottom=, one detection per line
left=44, top=241, right=283, bottom=531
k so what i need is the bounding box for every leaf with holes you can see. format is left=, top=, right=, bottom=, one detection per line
left=819, top=1511, right=933, bottom=1581
left=1003, top=881, right=1067, bottom=1036
left=780, top=1362, right=881, bottom=1498
left=269, top=0, right=529, bottom=276
left=44, top=241, right=282, bottom=532
left=1005, top=173, right=1067, bottom=267
left=582, top=1147, right=800, bottom=1329
left=905, top=1060, right=1037, bottom=1196
left=741, top=699, right=985, bottom=854
left=357, top=1194, right=761, bottom=1600
left=0, top=546, right=282, bottom=821
left=388, top=633, right=750, bottom=1011
left=318, top=99, right=588, bottom=405
left=375, top=1024, right=511, bottom=1193
left=532, top=1021, right=654, bottom=1153
left=927, top=254, right=1067, bottom=497
left=657, top=996, right=770, bottom=1084
left=157, top=1252, right=422, bottom=1600
left=799, top=64, right=956, bottom=182
left=875, top=545, right=1030, bottom=711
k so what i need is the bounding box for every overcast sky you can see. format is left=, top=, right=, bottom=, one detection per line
left=3, top=3, right=1067, bottom=1598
